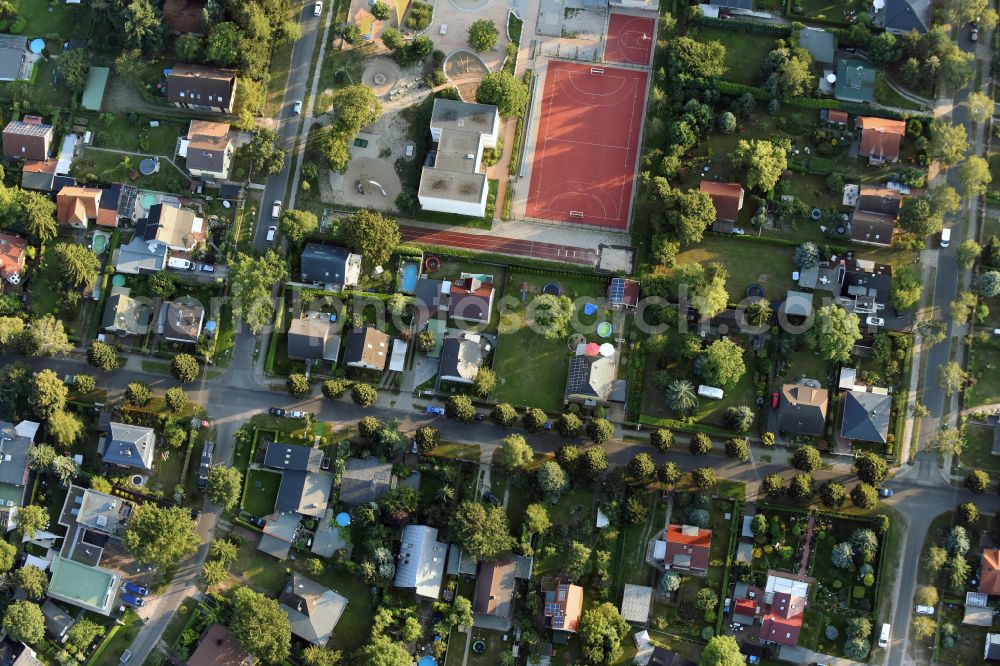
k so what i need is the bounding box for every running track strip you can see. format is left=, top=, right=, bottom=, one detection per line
left=399, top=225, right=599, bottom=266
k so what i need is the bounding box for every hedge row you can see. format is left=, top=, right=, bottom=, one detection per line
left=415, top=244, right=603, bottom=275
left=695, top=15, right=791, bottom=37
left=714, top=81, right=932, bottom=123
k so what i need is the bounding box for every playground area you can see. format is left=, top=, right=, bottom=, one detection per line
left=523, top=61, right=648, bottom=229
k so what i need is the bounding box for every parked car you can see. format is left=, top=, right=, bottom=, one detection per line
left=120, top=651, right=133, bottom=664
left=269, top=407, right=286, bottom=417
left=915, top=605, right=935, bottom=615
left=201, top=264, right=215, bottom=273
left=321, top=457, right=331, bottom=471
left=426, top=406, right=445, bottom=415
left=731, top=227, right=745, bottom=235
left=877, top=487, right=894, bottom=498
left=198, top=441, right=215, bottom=490
left=121, top=594, right=144, bottom=608
left=248, top=516, right=266, bottom=528
left=771, top=392, right=780, bottom=409
left=314, top=0, right=323, bottom=15
left=289, top=410, right=306, bottom=418
left=123, top=582, right=149, bottom=597
left=483, top=491, right=500, bottom=506
left=865, top=316, right=885, bottom=327
left=473, top=413, right=485, bottom=422
left=971, top=22, right=979, bottom=41
left=190, top=508, right=201, bottom=520
left=293, top=100, right=303, bottom=114
left=266, top=225, right=277, bottom=242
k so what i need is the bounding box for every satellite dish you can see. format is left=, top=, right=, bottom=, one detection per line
left=826, top=73, right=837, bottom=83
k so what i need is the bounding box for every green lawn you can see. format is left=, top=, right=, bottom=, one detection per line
left=787, top=0, right=866, bottom=23
left=464, top=628, right=512, bottom=665
left=316, top=47, right=374, bottom=115
left=691, top=27, right=777, bottom=86
left=90, top=611, right=142, bottom=666
left=954, top=424, right=1000, bottom=475
left=70, top=150, right=188, bottom=195
left=242, top=469, right=282, bottom=517
left=966, top=337, right=1000, bottom=407
left=672, top=235, right=797, bottom=302
left=92, top=116, right=187, bottom=156
left=28, top=241, right=66, bottom=317
left=14, top=0, right=93, bottom=37
left=427, top=440, right=482, bottom=462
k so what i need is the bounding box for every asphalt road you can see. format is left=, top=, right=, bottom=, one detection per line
left=252, top=3, right=325, bottom=253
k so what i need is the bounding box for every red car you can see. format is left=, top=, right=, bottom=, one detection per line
left=771, top=392, right=780, bottom=409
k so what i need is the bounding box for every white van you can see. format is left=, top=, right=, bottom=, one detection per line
left=940, top=227, right=951, bottom=247
left=697, top=385, right=724, bottom=400
left=167, top=257, right=192, bottom=270
left=266, top=226, right=277, bottom=243
left=915, top=605, right=935, bottom=615
left=271, top=200, right=282, bottom=219
left=878, top=623, right=890, bottom=648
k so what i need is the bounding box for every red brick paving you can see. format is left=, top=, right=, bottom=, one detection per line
left=399, top=225, right=599, bottom=266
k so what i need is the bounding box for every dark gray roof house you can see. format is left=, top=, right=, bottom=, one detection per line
left=875, top=0, right=930, bottom=34
left=264, top=443, right=322, bottom=472
left=343, top=327, right=390, bottom=371
left=439, top=334, right=483, bottom=384
left=841, top=390, right=892, bottom=443
left=0, top=421, right=36, bottom=509
left=279, top=572, right=348, bottom=645
left=339, top=457, right=392, bottom=506
left=275, top=471, right=333, bottom=518
left=162, top=299, right=205, bottom=344
left=798, top=28, right=835, bottom=65
left=41, top=600, right=74, bottom=641
left=300, top=244, right=361, bottom=288
left=102, top=422, right=155, bottom=470
left=777, top=384, right=829, bottom=436
left=287, top=313, right=341, bottom=362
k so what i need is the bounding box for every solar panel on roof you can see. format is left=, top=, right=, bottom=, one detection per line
left=609, top=278, right=625, bottom=305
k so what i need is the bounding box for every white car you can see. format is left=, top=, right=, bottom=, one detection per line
left=266, top=226, right=277, bottom=243
left=915, top=605, right=935, bottom=616
left=314, top=0, right=323, bottom=15
left=293, top=100, right=303, bottom=114
left=732, top=227, right=745, bottom=235
left=865, top=316, right=885, bottom=327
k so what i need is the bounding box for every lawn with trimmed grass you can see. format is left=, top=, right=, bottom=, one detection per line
left=954, top=424, right=1000, bottom=475
left=242, top=469, right=282, bottom=517
left=787, top=0, right=866, bottom=24
left=70, top=150, right=188, bottom=195
left=671, top=235, right=797, bottom=302
left=965, top=337, right=1000, bottom=407
left=92, top=116, right=187, bottom=156
left=691, top=27, right=777, bottom=86
left=15, top=0, right=92, bottom=37
left=91, top=611, right=142, bottom=666
left=428, top=440, right=482, bottom=462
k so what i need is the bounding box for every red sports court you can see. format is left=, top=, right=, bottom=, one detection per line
left=525, top=61, right=647, bottom=230
left=604, top=13, right=655, bottom=66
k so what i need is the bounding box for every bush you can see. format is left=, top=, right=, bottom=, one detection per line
left=287, top=374, right=309, bottom=398
left=825, top=625, right=839, bottom=640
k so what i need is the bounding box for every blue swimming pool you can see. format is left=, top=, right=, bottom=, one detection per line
left=400, top=261, right=419, bottom=293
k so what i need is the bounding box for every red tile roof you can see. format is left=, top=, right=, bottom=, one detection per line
left=543, top=583, right=584, bottom=633
left=0, top=234, right=26, bottom=282
left=734, top=598, right=757, bottom=618
left=699, top=181, right=744, bottom=222
left=981, top=549, right=1000, bottom=595
left=857, top=117, right=906, bottom=162
left=56, top=187, right=101, bottom=226
left=827, top=110, right=849, bottom=124
left=759, top=612, right=803, bottom=646
left=663, top=524, right=712, bottom=571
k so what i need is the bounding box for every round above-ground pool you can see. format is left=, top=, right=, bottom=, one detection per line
left=335, top=512, right=351, bottom=527
left=425, top=256, right=440, bottom=272
left=582, top=302, right=598, bottom=316
left=746, top=284, right=764, bottom=298
left=597, top=321, right=613, bottom=338
left=542, top=283, right=561, bottom=296
left=471, top=641, right=486, bottom=654
left=29, top=39, right=44, bottom=54
left=139, top=159, right=157, bottom=176
left=111, top=274, right=126, bottom=288
left=140, top=192, right=157, bottom=210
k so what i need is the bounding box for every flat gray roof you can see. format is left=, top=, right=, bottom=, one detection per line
left=419, top=99, right=498, bottom=204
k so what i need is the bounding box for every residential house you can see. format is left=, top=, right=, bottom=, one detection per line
left=101, top=287, right=153, bottom=336
left=338, top=457, right=392, bottom=506
left=449, top=275, right=494, bottom=323
left=699, top=180, right=744, bottom=223
left=3, top=117, right=53, bottom=161
left=187, top=624, right=252, bottom=666
left=97, top=183, right=136, bottom=227
left=851, top=184, right=905, bottom=246
left=857, top=117, right=906, bottom=165
left=609, top=277, right=640, bottom=310
left=473, top=559, right=517, bottom=626
left=58, top=485, right=134, bottom=565
left=759, top=574, right=809, bottom=646
left=980, top=549, right=1000, bottom=596
left=162, top=0, right=207, bottom=34
left=565, top=343, right=617, bottom=406
left=964, top=592, right=992, bottom=627
left=841, top=389, right=892, bottom=444
left=19, top=159, right=57, bottom=192
left=166, top=64, right=238, bottom=113
left=161, top=299, right=205, bottom=344
left=987, top=633, right=1000, bottom=662
left=182, top=120, right=233, bottom=180
left=257, top=512, right=299, bottom=560
left=46, top=556, right=119, bottom=616
left=136, top=203, right=204, bottom=252
left=2, top=643, right=42, bottom=666
left=41, top=600, right=74, bottom=642
left=394, top=524, right=448, bottom=599
left=0, top=35, right=28, bottom=82
left=822, top=109, right=849, bottom=126
left=101, top=422, right=156, bottom=471
left=263, top=443, right=331, bottom=518
left=834, top=60, right=877, bottom=103
left=874, top=0, right=930, bottom=34
left=838, top=259, right=893, bottom=315
left=439, top=333, right=483, bottom=384
left=542, top=581, right=584, bottom=634
left=658, top=524, right=712, bottom=575
left=776, top=384, right=829, bottom=436
left=56, top=187, right=102, bottom=228
left=300, top=244, right=362, bottom=288
left=647, top=649, right=696, bottom=666
left=0, top=234, right=26, bottom=286
left=279, top=573, right=348, bottom=646
left=0, top=421, right=36, bottom=513
left=418, top=98, right=500, bottom=217
left=620, top=584, right=653, bottom=626
left=798, top=27, right=835, bottom=65
left=114, top=237, right=169, bottom=275
left=343, top=327, right=390, bottom=371
left=414, top=277, right=447, bottom=326
left=287, top=313, right=341, bottom=363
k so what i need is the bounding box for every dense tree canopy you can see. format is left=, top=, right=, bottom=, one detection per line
left=229, top=251, right=288, bottom=334
left=451, top=501, right=514, bottom=560
left=230, top=586, right=292, bottom=663
left=123, top=504, right=201, bottom=570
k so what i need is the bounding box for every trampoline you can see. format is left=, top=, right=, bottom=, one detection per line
left=138, top=158, right=157, bottom=176
left=746, top=284, right=765, bottom=298
left=471, top=641, right=486, bottom=654
left=597, top=321, right=613, bottom=338
left=810, top=208, right=822, bottom=220
left=582, top=302, right=598, bottom=316
left=336, top=512, right=351, bottom=527
left=29, top=39, right=44, bottom=54
left=140, top=192, right=157, bottom=210
left=424, top=256, right=440, bottom=272
left=204, top=321, right=217, bottom=334
left=111, top=274, right=126, bottom=287
left=542, top=283, right=561, bottom=296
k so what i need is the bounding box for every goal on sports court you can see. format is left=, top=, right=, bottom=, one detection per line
left=570, top=211, right=585, bottom=219
left=590, top=67, right=604, bottom=75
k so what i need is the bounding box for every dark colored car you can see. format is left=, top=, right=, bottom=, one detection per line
left=197, top=441, right=214, bottom=490
left=877, top=488, right=894, bottom=498
left=473, top=413, right=485, bottom=422
left=248, top=516, right=266, bottom=528
left=122, top=582, right=149, bottom=597
left=483, top=491, right=500, bottom=506
left=121, top=593, right=144, bottom=607
left=269, top=407, right=285, bottom=417
left=190, top=508, right=201, bottom=520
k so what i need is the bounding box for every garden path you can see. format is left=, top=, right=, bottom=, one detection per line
left=797, top=513, right=815, bottom=576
